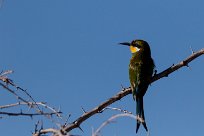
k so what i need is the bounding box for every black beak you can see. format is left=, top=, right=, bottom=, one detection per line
left=119, top=42, right=131, bottom=46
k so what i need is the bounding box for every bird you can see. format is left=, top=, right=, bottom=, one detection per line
left=119, top=39, right=155, bottom=133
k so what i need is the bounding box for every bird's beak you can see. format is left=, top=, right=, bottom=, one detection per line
left=119, top=42, right=131, bottom=46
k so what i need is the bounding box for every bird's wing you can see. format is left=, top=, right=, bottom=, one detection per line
left=129, top=61, right=143, bottom=99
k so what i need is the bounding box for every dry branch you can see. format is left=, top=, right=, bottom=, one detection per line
left=151, top=48, right=204, bottom=82
left=0, top=102, right=62, bottom=117
left=0, top=111, right=61, bottom=117
left=92, top=113, right=137, bottom=136
left=0, top=71, right=62, bottom=119
left=59, top=48, right=204, bottom=134
left=24, top=48, right=203, bottom=135
left=33, top=128, right=60, bottom=136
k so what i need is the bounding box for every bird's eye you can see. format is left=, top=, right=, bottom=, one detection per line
left=135, top=44, right=141, bottom=48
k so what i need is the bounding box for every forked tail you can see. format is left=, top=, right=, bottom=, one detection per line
left=136, top=97, right=148, bottom=133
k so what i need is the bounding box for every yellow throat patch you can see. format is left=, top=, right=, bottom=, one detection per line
left=130, top=46, right=140, bottom=53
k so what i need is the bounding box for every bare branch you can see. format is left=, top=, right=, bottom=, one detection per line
left=104, top=107, right=132, bottom=114
left=33, top=128, right=60, bottom=136
left=92, top=113, right=137, bottom=136
left=0, top=111, right=61, bottom=117
left=0, top=82, right=30, bottom=103
left=37, top=102, right=62, bottom=118
left=0, top=70, right=13, bottom=76
left=0, top=102, right=44, bottom=109
left=60, top=87, right=132, bottom=134
left=0, top=70, right=42, bottom=111
left=61, top=48, right=204, bottom=134
left=29, top=48, right=204, bottom=135
left=0, top=71, right=62, bottom=120
left=151, top=48, right=204, bottom=82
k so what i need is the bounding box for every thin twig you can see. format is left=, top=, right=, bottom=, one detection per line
left=0, top=111, right=62, bottom=117
left=0, top=102, right=44, bottom=109
left=0, top=72, right=62, bottom=119
left=0, top=82, right=30, bottom=104
left=32, top=128, right=60, bottom=136
left=92, top=113, right=136, bottom=136
left=38, top=102, right=62, bottom=118
left=101, top=107, right=132, bottom=114
left=0, top=72, right=42, bottom=111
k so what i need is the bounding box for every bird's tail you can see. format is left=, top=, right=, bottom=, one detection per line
left=136, top=97, right=148, bottom=133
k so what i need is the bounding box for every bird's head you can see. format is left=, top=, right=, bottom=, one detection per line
left=119, top=39, right=151, bottom=55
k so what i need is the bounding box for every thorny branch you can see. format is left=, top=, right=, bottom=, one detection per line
left=51, top=48, right=202, bottom=136
left=4, top=48, right=204, bottom=136
left=0, top=111, right=62, bottom=117
left=33, top=48, right=204, bottom=136
left=151, top=48, right=204, bottom=82
left=92, top=107, right=134, bottom=136
left=92, top=113, right=137, bottom=136
left=0, top=102, right=62, bottom=118
left=0, top=71, right=62, bottom=118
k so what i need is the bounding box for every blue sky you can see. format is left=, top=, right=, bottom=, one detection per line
left=0, top=0, right=204, bottom=136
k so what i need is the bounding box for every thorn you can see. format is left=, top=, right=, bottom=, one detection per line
left=58, top=106, right=61, bottom=112
left=186, top=64, right=192, bottom=70
left=0, top=70, right=3, bottom=75
left=147, top=128, right=150, bottom=136
left=42, top=102, right=46, bottom=104
left=120, top=84, right=125, bottom=90
left=78, top=125, right=84, bottom=133
left=81, top=106, right=86, bottom=113
left=98, top=108, right=105, bottom=113
left=190, top=46, right=195, bottom=54
left=68, top=113, right=71, bottom=118
left=153, top=70, right=157, bottom=76
left=40, top=120, right=43, bottom=130
left=182, top=61, right=191, bottom=70
left=64, top=114, right=71, bottom=126
left=34, top=120, right=41, bottom=133
left=120, top=84, right=127, bottom=92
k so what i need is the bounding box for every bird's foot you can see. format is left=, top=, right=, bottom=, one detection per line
left=136, top=115, right=145, bottom=123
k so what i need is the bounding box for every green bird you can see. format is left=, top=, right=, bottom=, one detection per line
left=120, top=39, right=155, bottom=133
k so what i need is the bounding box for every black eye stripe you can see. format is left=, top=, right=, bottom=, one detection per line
left=133, top=43, right=141, bottom=48
left=137, top=44, right=142, bottom=48
left=131, top=40, right=142, bottom=48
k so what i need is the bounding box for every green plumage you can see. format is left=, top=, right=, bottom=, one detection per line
left=129, top=40, right=155, bottom=133
left=120, top=39, right=155, bottom=133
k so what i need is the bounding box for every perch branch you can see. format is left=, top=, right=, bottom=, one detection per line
left=151, top=48, right=204, bottom=82
left=34, top=48, right=204, bottom=135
